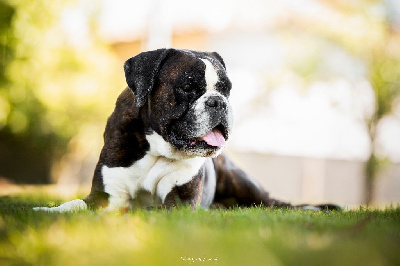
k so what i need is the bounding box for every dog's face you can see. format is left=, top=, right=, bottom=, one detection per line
left=124, top=49, right=233, bottom=158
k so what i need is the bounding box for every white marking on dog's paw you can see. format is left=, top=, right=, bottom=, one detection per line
left=301, top=205, right=321, bottom=211
left=33, top=199, right=87, bottom=213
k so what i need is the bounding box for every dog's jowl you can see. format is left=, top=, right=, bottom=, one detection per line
left=34, top=49, right=339, bottom=212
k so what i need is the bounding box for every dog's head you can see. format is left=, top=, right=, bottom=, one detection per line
left=124, top=48, right=233, bottom=158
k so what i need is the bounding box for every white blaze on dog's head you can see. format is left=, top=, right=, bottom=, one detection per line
left=201, top=58, right=219, bottom=91
left=179, top=58, right=232, bottom=157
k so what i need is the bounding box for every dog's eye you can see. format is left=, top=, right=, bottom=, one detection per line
left=183, top=84, right=192, bottom=91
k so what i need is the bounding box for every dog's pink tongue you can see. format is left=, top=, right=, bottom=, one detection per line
left=201, top=129, right=226, bottom=147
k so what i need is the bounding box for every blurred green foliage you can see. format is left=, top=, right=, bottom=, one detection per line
left=370, top=57, right=400, bottom=123
left=0, top=0, right=123, bottom=183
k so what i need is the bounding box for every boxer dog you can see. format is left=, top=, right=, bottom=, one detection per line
left=34, top=48, right=338, bottom=212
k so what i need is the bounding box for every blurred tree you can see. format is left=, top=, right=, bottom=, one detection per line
left=0, top=0, right=123, bottom=183
left=326, top=1, right=400, bottom=205
left=365, top=44, right=400, bottom=204
left=297, top=0, right=400, bottom=204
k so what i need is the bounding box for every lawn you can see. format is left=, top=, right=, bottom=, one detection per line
left=0, top=188, right=399, bottom=266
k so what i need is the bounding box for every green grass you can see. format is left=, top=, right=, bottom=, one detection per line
left=1, top=191, right=400, bottom=266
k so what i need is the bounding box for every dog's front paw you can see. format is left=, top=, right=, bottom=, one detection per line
left=296, top=203, right=343, bottom=211
left=33, top=206, right=52, bottom=211
left=33, top=199, right=87, bottom=213
left=300, top=205, right=321, bottom=211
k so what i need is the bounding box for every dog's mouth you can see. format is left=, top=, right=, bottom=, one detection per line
left=169, top=123, right=229, bottom=153
left=189, top=124, right=228, bottom=148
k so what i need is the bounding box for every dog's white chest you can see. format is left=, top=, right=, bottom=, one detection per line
left=101, top=153, right=205, bottom=210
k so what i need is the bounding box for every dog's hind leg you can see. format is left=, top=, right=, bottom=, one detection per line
left=211, top=153, right=292, bottom=208
left=211, top=153, right=342, bottom=211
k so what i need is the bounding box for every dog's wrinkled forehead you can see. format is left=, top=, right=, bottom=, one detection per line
left=124, top=48, right=230, bottom=108
left=159, top=50, right=231, bottom=97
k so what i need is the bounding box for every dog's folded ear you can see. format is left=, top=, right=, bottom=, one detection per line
left=124, top=48, right=176, bottom=107
left=211, top=52, right=226, bottom=69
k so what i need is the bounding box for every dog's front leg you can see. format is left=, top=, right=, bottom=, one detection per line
left=160, top=172, right=204, bottom=210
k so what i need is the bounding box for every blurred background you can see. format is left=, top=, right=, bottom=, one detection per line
left=0, top=0, right=399, bottom=207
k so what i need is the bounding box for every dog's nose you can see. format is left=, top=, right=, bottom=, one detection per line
left=205, top=96, right=226, bottom=109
